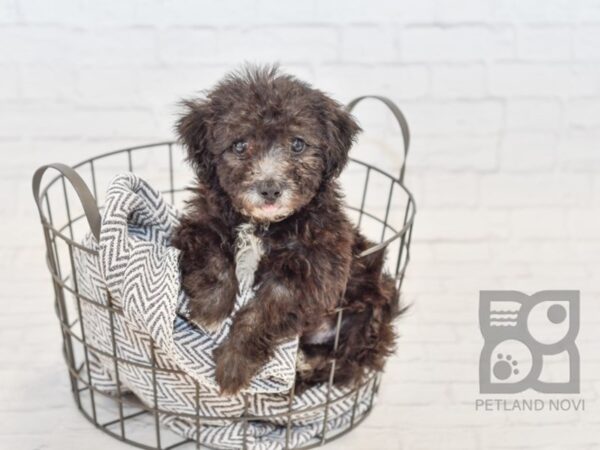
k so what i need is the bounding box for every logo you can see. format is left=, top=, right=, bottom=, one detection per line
left=479, top=290, right=580, bottom=394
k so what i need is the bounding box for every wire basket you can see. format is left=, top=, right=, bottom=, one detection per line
left=32, top=96, right=416, bottom=450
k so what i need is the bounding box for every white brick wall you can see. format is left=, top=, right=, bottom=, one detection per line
left=1, top=1, right=599, bottom=449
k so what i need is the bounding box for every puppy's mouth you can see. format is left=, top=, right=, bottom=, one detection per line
left=251, top=201, right=292, bottom=222
left=237, top=187, right=296, bottom=223
left=240, top=200, right=293, bottom=223
left=260, top=203, right=280, bottom=213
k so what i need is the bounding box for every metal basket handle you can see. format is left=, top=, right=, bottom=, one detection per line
left=32, top=163, right=101, bottom=241
left=346, top=95, right=410, bottom=182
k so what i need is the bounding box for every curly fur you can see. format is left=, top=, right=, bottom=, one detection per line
left=171, top=65, right=401, bottom=395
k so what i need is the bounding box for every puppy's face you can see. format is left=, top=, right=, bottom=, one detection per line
left=177, top=66, right=361, bottom=223
left=215, top=112, right=334, bottom=222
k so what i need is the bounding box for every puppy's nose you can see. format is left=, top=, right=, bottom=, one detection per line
left=257, top=180, right=283, bottom=202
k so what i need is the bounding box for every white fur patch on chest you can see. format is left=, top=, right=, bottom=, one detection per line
left=304, top=321, right=337, bottom=344
left=234, top=223, right=264, bottom=292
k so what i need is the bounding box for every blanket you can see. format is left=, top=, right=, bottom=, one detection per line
left=73, top=173, right=375, bottom=449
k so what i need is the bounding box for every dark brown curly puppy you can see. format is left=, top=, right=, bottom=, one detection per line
left=171, top=65, right=400, bottom=395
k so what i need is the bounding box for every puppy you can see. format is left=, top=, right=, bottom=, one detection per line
left=171, top=65, right=400, bottom=395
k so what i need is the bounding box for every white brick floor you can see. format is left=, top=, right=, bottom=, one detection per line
left=2, top=0, right=600, bottom=448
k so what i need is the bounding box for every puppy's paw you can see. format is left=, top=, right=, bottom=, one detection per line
left=213, top=344, right=257, bottom=395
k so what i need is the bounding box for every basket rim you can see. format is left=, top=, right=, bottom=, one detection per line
left=35, top=140, right=417, bottom=260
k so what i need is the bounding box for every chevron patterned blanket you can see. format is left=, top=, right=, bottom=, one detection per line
left=73, top=173, right=374, bottom=449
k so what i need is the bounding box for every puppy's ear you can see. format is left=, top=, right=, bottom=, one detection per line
left=320, top=96, right=362, bottom=179
left=176, top=99, right=213, bottom=182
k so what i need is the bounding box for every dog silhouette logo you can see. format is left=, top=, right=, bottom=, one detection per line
left=479, top=290, right=580, bottom=394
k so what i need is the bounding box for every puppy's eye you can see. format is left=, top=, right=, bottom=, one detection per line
left=291, top=138, right=306, bottom=154
left=232, top=140, right=248, bottom=155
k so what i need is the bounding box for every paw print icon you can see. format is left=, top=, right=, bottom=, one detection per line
left=479, top=290, right=579, bottom=394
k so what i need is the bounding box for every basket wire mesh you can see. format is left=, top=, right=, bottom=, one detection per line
left=32, top=96, right=416, bottom=450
